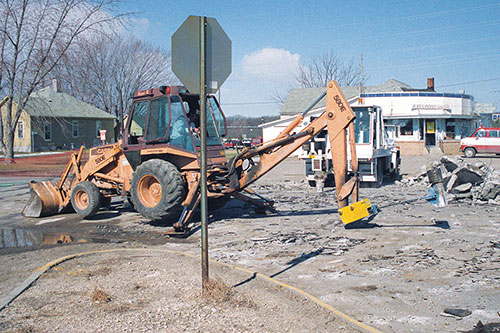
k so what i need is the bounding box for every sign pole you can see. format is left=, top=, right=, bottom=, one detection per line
left=172, top=14, right=231, bottom=290
left=199, top=16, right=209, bottom=289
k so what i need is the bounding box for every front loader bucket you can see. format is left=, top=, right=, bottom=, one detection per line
left=23, top=181, right=65, bottom=218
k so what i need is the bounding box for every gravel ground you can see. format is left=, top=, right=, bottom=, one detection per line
left=1, top=154, right=500, bottom=332
left=0, top=245, right=352, bottom=333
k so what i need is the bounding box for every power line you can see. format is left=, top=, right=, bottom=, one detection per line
left=373, top=19, right=499, bottom=41
left=221, top=101, right=278, bottom=106
left=384, top=35, right=500, bottom=54
left=381, top=3, right=500, bottom=23
left=437, top=78, right=500, bottom=88
left=371, top=53, right=499, bottom=71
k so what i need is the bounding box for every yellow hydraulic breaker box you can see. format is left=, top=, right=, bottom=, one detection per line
left=338, top=199, right=376, bottom=225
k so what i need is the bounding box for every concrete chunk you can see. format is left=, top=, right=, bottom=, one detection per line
left=452, top=183, right=472, bottom=193
left=477, top=180, right=500, bottom=201
left=452, top=166, right=483, bottom=186
left=446, top=174, right=458, bottom=192
left=440, top=156, right=459, bottom=172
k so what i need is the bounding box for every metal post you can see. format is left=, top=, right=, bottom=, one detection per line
left=199, top=16, right=209, bottom=289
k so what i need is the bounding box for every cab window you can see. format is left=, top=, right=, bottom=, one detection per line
left=489, top=130, right=499, bottom=138
left=129, top=100, right=148, bottom=143
left=146, top=97, right=170, bottom=142
left=354, top=108, right=371, bottom=144
left=207, top=97, right=226, bottom=140
left=474, top=130, right=486, bottom=138
left=168, top=96, right=194, bottom=152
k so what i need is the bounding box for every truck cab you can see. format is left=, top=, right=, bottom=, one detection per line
left=122, top=86, right=228, bottom=170
left=301, top=106, right=400, bottom=187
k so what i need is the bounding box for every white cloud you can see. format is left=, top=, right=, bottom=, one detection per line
left=241, top=48, right=300, bottom=84
left=129, top=17, right=151, bottom=38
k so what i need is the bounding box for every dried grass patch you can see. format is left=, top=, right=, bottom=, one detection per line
left=90, top=287, right=112, bottom=304
left=202, top=279, right=255, bottom=308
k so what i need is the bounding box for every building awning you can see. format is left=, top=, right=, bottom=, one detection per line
left=385, top=114, right=478, bottom=120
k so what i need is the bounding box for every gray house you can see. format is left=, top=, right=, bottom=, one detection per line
left=3, top=84, right=116, bottom=152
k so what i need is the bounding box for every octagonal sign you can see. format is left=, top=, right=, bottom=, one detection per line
left=172, top=16, right=231, bottom=94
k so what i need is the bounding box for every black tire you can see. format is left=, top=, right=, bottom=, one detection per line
left=374, top=161, right=384, bottom=187
left=390, top=155, right=401, bottom=181
left=308, top=180, right=316, bottom=187
left=71, top=181, right=101, bottom=218
left=127, top=196, right=135, bottom=210
left=131, top=159, right=186, bottom=223
left=100, top=195, right=112, bottom=207
left=464, top=147, right=476, bottom=158
left=208, top=195, right=229, bottom=211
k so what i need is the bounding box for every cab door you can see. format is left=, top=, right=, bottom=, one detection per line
left=487, top=130, right=500, bottom=153
left=473, top=129, right=487, bottom=153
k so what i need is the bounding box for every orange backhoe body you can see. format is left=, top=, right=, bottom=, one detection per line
left=23, top=81, right=370, bottom=231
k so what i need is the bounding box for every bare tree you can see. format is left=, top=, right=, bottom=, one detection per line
left=272, top=51, right=364, bottom=106
left=0, top=0, right=125, bottom=161
left=270, top=86, right=290, bottom=107
left=297, top=50, right=363, bottom=88
left=54, top=34, right=176, bottom=129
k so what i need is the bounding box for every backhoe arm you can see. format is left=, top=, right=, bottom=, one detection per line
left=227, top=81, right=363, bottom=215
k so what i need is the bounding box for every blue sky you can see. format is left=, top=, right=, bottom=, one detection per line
left=118, top=0, right=500, bottom=116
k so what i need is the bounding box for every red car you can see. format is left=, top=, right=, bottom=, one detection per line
left=251, top=137, right=263, bottom=146
left=223, top=139, right=239, bottom=149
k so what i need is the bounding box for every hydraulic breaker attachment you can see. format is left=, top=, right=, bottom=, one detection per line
left=338, top=199, right=377, bottom=225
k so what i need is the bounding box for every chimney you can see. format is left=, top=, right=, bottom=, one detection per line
left=51, top=79, right=58, bottom=93
left=427, top=77, right=435, bottom=91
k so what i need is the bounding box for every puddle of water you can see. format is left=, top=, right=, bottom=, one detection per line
left=36, top=217, right=66, bottom=225
left=0, top=228, right=98, bottom=249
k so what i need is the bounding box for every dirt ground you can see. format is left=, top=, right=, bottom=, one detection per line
left=1, top=154, right=500, bottom=332
left=0, top=150, right=87, bottom=177
left=0, top=246, right=352, bottom=333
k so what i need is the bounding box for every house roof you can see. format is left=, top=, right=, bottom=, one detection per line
left=23, top=87, right=115, bottom=120
left=280, top=79, right=415, bottom=116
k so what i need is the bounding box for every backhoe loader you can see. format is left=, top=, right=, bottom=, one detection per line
left=22, top=81, right=383, bottom=231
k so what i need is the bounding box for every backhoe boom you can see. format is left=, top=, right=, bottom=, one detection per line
left=226, top=81, right=362, bottom=216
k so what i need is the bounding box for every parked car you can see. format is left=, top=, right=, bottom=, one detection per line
left=251, top=137, right=263, bottom=146
left=223, top=138, right=240, bottom=149
left=241, top=139, right=252, bottom=147
left=460, top=126, right=500, bottom=157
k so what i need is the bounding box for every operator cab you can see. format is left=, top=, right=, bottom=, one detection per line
left=124, top=86, right=226, bottom=151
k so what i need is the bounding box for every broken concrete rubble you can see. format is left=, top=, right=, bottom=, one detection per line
left=398, top=155, right=500, bottom=204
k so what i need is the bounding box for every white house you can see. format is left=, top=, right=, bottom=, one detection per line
left=261, top=78, right=482, bottom=155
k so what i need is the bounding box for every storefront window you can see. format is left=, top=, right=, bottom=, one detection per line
left=400, top=120, right=413, bottom=136
left=445, top=120, right=455, bottom=139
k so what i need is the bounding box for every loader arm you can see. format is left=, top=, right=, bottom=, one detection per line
left=227, top=81, right=360, bottom=209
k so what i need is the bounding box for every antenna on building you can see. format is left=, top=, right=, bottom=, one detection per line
left=360, top=54, right=365, bottom=95
left=358, top=54, right=365, bottom=104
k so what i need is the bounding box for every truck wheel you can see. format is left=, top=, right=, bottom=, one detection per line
left=71, top=181, right=101, bottom=218
left=131, top=159, right=186, bottom=223
left=390, top=155, right=401, bottom=180
left=464, top=147, right=476, bottom=158
left=308, top=180, right=316, bottom=187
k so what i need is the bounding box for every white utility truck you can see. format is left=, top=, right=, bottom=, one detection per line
left=301, top=105, right=400, bottom=188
